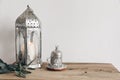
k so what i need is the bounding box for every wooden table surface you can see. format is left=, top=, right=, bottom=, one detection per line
left=0, top=63, right=120, bottom=80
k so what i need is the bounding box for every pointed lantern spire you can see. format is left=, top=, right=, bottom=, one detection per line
left=15, top=5, right=40, bottom=28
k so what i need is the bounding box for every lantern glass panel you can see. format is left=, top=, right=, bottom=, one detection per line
left=27, top=28, right=41, bottom=66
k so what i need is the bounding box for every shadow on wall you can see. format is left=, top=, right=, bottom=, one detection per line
left=0, top=19, right=15, bottom=64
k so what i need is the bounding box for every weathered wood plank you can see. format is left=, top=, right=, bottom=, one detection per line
left=0, top=63, right=120, bottom=80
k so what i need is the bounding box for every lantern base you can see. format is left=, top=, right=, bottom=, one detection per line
left=28, top=64, right=41, bottom=69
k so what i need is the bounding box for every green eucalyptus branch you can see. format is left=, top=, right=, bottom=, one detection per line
left=14, top=58, right=36, bottom=78
left=0, top=58, right=36, bottom=78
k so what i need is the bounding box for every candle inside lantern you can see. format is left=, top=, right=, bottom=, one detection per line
left=28, top=41, right=36, bottom=61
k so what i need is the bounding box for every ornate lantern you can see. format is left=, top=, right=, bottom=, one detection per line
left=15, top=5, right=42, bottom=68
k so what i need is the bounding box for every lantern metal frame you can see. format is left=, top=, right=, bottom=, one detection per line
left=15, top=5, right=42, bottom=68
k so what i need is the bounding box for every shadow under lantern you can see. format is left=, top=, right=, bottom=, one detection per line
left=15, top=5, right=42, bottom=68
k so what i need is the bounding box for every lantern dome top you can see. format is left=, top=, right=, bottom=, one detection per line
left=15, top=5, right=40, bottom=28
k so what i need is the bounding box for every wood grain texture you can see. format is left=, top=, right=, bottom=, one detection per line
left=0, top=63, right=120, bottom=80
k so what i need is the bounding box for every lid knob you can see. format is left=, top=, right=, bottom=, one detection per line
left=27, top=5, right=30, bottom=8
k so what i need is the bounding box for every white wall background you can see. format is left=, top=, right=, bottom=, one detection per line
left=0, top=0, right=120, bottom=71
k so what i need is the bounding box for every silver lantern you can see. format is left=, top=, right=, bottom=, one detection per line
left=15, top=5, right=42, bottom=68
